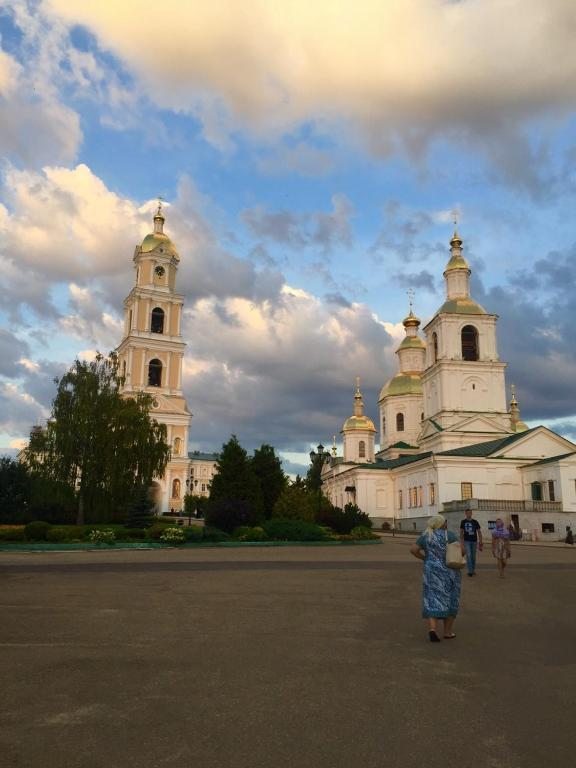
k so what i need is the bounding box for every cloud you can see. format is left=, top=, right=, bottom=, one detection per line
left=257, top=141, right=335, bottom=177
left=0, top=329, right=29, bottom=377
left=44, top=0, right=576, bottom=185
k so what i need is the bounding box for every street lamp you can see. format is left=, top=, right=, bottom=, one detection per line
left=309, top=443, right=331, bottom=516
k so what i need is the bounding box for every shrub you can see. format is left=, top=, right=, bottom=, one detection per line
left=233, top=526, right=268, bottom=541
left=204, top=499, right=260, bottom=535
left=46, top=526, right=77, bottom=542
left=183, top=525, right=205, bottom=542
left=25, top=521, right=52, bottom=541
left=88, top=529, right=116, bottom=545
left=350, top=526, right=378, bottom=540
left=272, top=485, right=317, bottom=522
left=263, top=518, right=328, bottom=542
left=148, top=523, right=169, bottom=540
left=317, top=503, right=372, bottom=534
left=160, top=526, right=185, bottom=545
left=120, top=528, right=147, bottom=540
left=202, top=526, right=231, bottom=542
left=0, top=527, right=26, bottom=541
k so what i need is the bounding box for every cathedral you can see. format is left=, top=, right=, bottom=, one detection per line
left=116, top=205, right=217, bottom=513
left=322, top=231, right=576, bottom=539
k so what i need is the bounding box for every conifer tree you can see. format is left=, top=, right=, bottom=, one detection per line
left=207, top=435, right=264, bottom=530
left=251, top=444, right=287, bottom=519
left=125, top=485, right=156, bottom=529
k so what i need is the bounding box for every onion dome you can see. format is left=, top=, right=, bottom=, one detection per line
left=437, top=297, right=487, bottom=315
left=139, top=202, right=179, bottom=260
left=342, top=379, right=376, bottom=432
left=379, top=373, right=422, bottom=400
left=444, top=229, right=470, bottom=273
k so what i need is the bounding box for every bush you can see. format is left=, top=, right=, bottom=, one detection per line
left=25, top=521, right=52, bottom=541
left=350, top=526, right=378, bottom=540
left=160, top=526, right=186, bottom=545
left=202, top=526, right=231, bottom=543
left=148, top=522, right=169, bottom=540
left=233, top=526, right=268, bottom=541
left=204, top=499, right=260, bottom=535
left=263, top=518, right=328, bottom=542
left=0, top=527, right=26, bottom=541
left=272, top=485, right=317, bottom=522
left=46, top=526, right=78, bottom=542
left=183, top=525, right=205, bottom=542
left=120, top=527, right=147, bottom=540
left=88, top=529, right=116, bottom=545
left=317, top=503, right=372, bottom=534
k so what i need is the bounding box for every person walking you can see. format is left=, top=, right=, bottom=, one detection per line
left=460, top=507, right=483, bottom=577
left=410, top=514, right=463, bottom=643
left=492, top=518, right=511, bottom=578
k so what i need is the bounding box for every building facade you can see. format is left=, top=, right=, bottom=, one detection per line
left=322, top=230, right=576, bottom=539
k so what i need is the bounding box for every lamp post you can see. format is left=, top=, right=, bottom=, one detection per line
left=309, top=443, right=331, bottom=516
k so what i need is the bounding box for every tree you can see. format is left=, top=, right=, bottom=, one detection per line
left=207, top=436, right=263, bottom=529
left=0, top=457, right=31, bottom=523
left=125, top=485, right=156, bottom=529
left=272, top=482, right=317, bottom=522
left=250, top=444, right=287, bottom=519
left=26, top=353, right=170, bottom=525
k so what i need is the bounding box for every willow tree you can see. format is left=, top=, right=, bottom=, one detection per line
left=26, top=353, right=170, bottom=524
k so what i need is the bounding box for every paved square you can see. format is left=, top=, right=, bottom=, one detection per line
left=1, top=540, right=575, bottom=768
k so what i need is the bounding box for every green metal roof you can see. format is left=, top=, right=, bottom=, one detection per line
left=437, top=297, right=487, bottom=315
left=437, top=428, right=538, bottom=458
left=188, top=451, right=219, bottom=461
left=526, top=451, right=576, bottom=466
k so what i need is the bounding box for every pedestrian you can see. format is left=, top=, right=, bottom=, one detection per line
left=460, top=507, right=483, bottom=576
left=491, top=518, right=511, bottom=578
left=565, top=527, right=574, bottom=545
left=410, top=514, right=463, bottom=643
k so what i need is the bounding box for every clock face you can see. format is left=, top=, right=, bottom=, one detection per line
left=155, top=265, right=165, bottom=277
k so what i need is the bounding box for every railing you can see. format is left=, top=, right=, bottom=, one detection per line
left=442, top=499, right=563, bottom=514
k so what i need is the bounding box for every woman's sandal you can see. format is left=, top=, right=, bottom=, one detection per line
left=429, top=631, right=441, bottom=642
left=443, top=633, right=456, bottom=639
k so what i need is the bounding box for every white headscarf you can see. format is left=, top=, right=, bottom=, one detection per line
left=425, top=514, right=446, bottom=539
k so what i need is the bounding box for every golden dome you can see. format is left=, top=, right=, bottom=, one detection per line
left=379, top=373, right=422, bottom=399
left=342, top=414, right=376, bottom=432
left=140, top=232, right=179, bottom=259
left=437, top=297, right=487, bottom=315
left=403, top=310, right=420, bottom=328
left=514, top=420, right=529, bottom=433
left=398, top=335, right=426, bottom=351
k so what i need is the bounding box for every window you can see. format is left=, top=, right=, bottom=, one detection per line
left=548, top=480, right=555, bottom=501
left=201, top=483, right=206, bottom=492
left=382, top=417, right=386, bottom=435
left=173, top=437, right=181, bottom=456
left=151, top=307, right=165, bottom=334
left=461, top=325, right=479, bottom=361
left=429, top=483, right=436, bottom=505
left=148, top=358, right=162, bottom=387
left=122, top=360, right=126, bottom=379
left=398, top=490, right=403, bottom=510
left=171, top=479, right=181, bottom=499
left=420, top=412, right=424, bottom=422
left=541, top=523, right=555, bottom=534
left=418, top=487, right=423, bottom=507
left=531, top=481, right=543, bottom=501
left=359, top=440, right=366, bottom=458
left=461, top=482, right=473, bottom=500
left=432, top=332, right=438, bottom=362
left=396, top=413, right=405, bottom=432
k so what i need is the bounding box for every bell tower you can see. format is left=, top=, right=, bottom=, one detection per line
left=116, top=203, right=191, bottom=512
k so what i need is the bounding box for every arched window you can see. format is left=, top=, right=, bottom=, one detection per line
left=173, top=437, right=181, bottom=456
left=461, top=325, right=479, bottom=361
left=151, top=307, right=165, bottom=334
left=171, top=479, right=181, bottom=499
left=382, top=417, right=386, bottom=435
left=432, top=332, right=438, bottom=363
left=420, top=412, right=424, bottom=422
left=122, top=361, right=127, bottom=381
left=396, top=413, right=405, bottom=432
left=359, top=440, right=366, bottom=458
left=148, top=359, right=162, bottom=387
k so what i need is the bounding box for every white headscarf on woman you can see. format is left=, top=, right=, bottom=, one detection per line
left=425, top=513, right=446, bottom=539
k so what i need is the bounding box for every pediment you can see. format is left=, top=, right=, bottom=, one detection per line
left=420, top=419, right=442, bottom=439
left=150, top=394, right=190, bottom=416
left=451, top=414, right=510, bottom=434
left=493, top=426, right=576, bottom=459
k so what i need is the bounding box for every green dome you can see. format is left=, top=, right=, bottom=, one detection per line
left=379, top=373, right=422, bottom=399
left=437, top=297, right=487, bottom=315
left=342, top=415, right=376, bottom=432
left=398, top=336, right=426, bottom=351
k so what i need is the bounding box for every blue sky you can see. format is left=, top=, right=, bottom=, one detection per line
left=1, top=0, right=575, bottom=476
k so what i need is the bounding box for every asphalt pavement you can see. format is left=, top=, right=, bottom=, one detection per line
left=1, top=539, right=575, bottom=768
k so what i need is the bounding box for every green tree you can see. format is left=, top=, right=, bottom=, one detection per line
left=207, top=436, right=263, bottom=525
left=272, top=482, right=317, bottom=522
left=250, top=444, right=287, bottom=519
left=125, top=485, right=156, bottom=529
left=26, top=353, right=170, bottom=525
left=0, top=457, right=31, bottom=523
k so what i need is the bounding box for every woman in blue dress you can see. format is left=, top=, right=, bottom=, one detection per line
left=410, top=514, right=463, bottom=642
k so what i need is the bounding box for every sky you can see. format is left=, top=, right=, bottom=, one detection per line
left=1, top=0, right=575, bottom=477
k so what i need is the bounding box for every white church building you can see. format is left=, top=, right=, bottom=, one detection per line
left=322, top=230, right=576, bottom=540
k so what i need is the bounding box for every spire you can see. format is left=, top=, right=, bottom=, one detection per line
left=353, top=376, right=364, bottom=417
left=153, top=197, right=165, bottom=235
left=332, top=435, right=337, bottom=457
left=510, top=384, right=520, bottom=430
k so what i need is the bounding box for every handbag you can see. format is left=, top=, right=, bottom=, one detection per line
left=445, top=531, right=466, bottom=569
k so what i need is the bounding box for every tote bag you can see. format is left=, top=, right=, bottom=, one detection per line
left=445, top=532, right=466, bottom=569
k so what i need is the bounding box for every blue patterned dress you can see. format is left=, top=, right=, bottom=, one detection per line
left=416, top=530, right=461, bottom=619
